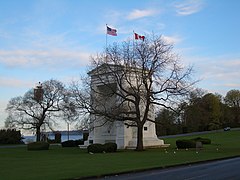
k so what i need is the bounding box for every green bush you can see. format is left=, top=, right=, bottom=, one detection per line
left=0, top=129, right=24, bottom=144
left=191, top=137, right=211, bottom=144
left=103, top=142, right=117, bottom=153
left=87, top=144, right=104, bottom=153
left=27, top=142, right=49, bottom=151
left=176, top=139, right=196, bottom=149
left=61, top=140, right=77, bottom=147
left=87, top=143, right=117, bottom=153
left=74, top=139, right=84, bottom=146
left=61, top=139, right=84, bottom=147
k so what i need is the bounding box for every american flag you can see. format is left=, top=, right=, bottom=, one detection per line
left=107, top=26, right=117, bottom=36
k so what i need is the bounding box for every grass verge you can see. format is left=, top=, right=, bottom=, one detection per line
left=0, top=130, right=239, bottom=180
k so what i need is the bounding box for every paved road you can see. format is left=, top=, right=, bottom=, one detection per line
left=95, top=157, right=240, bottom=180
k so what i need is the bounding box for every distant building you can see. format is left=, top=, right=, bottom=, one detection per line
left=43, top=130, right=84, bottom=136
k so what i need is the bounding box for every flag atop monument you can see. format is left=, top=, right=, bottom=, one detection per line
left=134, top=32, right=145, bottom=41
left=107, top=26, right=117, bottom=36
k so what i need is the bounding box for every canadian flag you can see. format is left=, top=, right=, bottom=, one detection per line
left=134, top=33, right=145, bottom=41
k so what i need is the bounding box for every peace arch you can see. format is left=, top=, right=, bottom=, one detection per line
left=82, top=64, right=168, bottom=149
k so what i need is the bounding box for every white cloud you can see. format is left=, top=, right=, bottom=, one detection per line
left=162, top=35, right=182, bottom=45
left=224, top=83, right=240, bottom=88
left=0, top=49, right=91, bottom=69
left=127, top=9, right=159, bottom=20
left=105, top=10, right=122, bottom=24
left=0, top=77, right=33, bottom=88
left=183, top=55, right=240, bottom=95
left=223, top=59, right=240, bottom=68
left=192, top=56, right=240, bottom=81
left=201, top=58, right=240, bottom=80
left=174, top=0, right=204, bottom=16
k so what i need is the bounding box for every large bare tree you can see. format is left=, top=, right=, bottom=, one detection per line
left=71, top=35, right=195, bottom=151
left=5, top=79, right=68, bottom=141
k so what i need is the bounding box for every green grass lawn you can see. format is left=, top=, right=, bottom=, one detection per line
left=0, top=130, right=239, bottom=180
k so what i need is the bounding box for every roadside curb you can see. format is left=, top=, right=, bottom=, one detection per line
left=71, top=155, right=240, bottom=180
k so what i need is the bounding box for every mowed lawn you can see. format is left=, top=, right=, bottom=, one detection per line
left=0, top=130, right=239, bottom=180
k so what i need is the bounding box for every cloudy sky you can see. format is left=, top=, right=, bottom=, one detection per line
left=0, top=0, right=240, bottom=129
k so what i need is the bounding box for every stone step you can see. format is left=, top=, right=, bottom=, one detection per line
left=125, top=144, right=170, bottom=149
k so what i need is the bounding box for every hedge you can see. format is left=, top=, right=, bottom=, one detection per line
left=103, top=142, right=117, bottom=152
left=61, top=140, right=77, bottom=147
left=27, top=142, right=49, bottom=151
left=61, top=139, right=84, bottom=147
left=87, top=143, right=104, bottom=153
left=87, top=142, right=118, bottom=153
left=74, top=139, right=84, bottom=146
left=191, top=137, right=211, bottom=144
left=176, top=139, right=196, bottom=149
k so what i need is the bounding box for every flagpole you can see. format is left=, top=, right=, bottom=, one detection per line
left=133, top=30, right=135, bottom=65
left=105, top=24, right=108, bottom=63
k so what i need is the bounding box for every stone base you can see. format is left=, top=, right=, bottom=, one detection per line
left=80, top=137, right=170, bottom=150
left=126, top=137, right=169, bottom=149
left=79, top=145, right=88, bottom=149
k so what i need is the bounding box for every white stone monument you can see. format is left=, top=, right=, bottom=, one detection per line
left=83, top=64, right=168, bottom=149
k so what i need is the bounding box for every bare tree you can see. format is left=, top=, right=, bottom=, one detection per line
left=72, top=35, right=195, bottom=151
left=5, top=79, right=68, bottom=141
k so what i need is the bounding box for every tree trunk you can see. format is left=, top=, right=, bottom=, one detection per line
left=136, top=125, right=144, bottom=151
left=36, top=126, right=41, bottom=142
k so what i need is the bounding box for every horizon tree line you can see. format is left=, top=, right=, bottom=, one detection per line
left=155, top=88, right=240, bottom=136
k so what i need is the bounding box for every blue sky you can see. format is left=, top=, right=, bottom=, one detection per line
left=0, top=0, right=240, bottom=129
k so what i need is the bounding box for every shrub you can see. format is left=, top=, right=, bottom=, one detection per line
left=61, top=140, right=77, bottom=147
left=191, top=137, right=211, bottom=144
left=74, top=139, right=84, bottom=146
left=27, top=142, right=49, bottom=151
left=87, top=144, right=104, bottom=153
left=176, top=139, right=196, bottom=149
left=103, top=142, right=117, bottom=153
left=61, top=139, right=84, bottom=147
left=0, top=129, right=24, bottom=144
left=87, top=143, right=117, bottom=153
